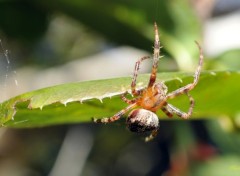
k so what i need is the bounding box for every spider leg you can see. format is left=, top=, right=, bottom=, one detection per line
left=165, top=93, right=195, bottom=119
left=148, top=22, right=161, bottom=88
left=145, top=129, right=159, bottom=142
left=131, top=56, right=151, bottom=96
left=161, top=105, right=173, bottom=118
left=93, top=103, right=137, bottom=123
left=167, top=41, right=203, bottom=99
left=121, top=92, right=137, bottom=104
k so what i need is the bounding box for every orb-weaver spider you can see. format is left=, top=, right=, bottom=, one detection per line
left=94, top=23, right=203, bottom=142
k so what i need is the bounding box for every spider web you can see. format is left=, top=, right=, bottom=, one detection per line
left=0, top=39, right=18, bottom=102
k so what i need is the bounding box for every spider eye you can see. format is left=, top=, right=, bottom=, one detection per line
left=126, top=109, right=159, bottom=133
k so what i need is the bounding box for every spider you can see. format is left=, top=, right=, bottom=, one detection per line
left=93, top=22, right=203, bottom=142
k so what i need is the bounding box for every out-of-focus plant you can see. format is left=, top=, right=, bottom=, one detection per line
left=0, top=0, right=240, bottom=176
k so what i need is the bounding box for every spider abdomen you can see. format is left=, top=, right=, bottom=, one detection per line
left=126, top=109, right=159, bottom=133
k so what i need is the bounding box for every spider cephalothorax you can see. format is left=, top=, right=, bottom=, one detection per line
left=94, top=22, right=204, bottom=142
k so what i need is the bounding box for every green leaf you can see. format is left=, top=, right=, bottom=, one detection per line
left=0, top=71, right=239, bottom=128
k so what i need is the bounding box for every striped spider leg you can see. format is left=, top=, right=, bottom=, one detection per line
left=93, top=23, right=204, bottom=142
left=163, top=41, right=204, bottom=119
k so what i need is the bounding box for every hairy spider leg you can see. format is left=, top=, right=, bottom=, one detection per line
left=93, top=103, right=137, bottom=123
left=148, top=22, right=161, bottom=88
left=121, top=92, right=138, bottom=104
left=166, top=41, right=203, bottom=99
left=145, top=129, right=159, bottom=142
left=161, top=105, right=173, bottom=118
left=131, top=56, right=151, bottom=96
left=165, top=93, right=195, bottom=119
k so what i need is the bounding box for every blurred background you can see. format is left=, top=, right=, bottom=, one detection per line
left=0, top=0, right=240, bottom=175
